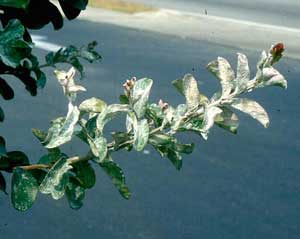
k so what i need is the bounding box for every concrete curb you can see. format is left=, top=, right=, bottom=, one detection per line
left=78, top=6, right=300, bottom=60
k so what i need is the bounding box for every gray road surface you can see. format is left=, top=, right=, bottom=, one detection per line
left=0, top=19, right=300, bottom=239
left=130, top=0, right=300, bottom=28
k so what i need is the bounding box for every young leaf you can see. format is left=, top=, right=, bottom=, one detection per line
left=46, top=103, right=80, bottom=148
left=173, top=74, right=200, bottom=109
left=11, top=168, right=38, bottom=211
left=133, top=119, right=149, bottom=152
left=258, top=67, right=287, bottom=89
left=230, top=98, right=270, bottom=128
left=131, top=78, right=153, bottom=118
left=66, top=177, right=85, bottom=210
left=236, top=53, right=250, bottom=92
left=39, top=157, right=72, bottom=200
left=207, top=57, right=235, bottom=97
left=88, top=136, right=108, bottom=163
left=100, top=161, right=131, bottom=199
left=79, top=97, right=107, bottom=113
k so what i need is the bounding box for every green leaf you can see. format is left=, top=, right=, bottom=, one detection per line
left=173, top=143, right=195, bottom=154
left=236, top=53, right=250, bottom=92
left=6, top=151, right=29, bottom=168
left=0, top=136, right=7, bottom=157
left=215, top=107, right=239, bottom=134
left=39, top=157, right=72, bottom=200
left=0, top=106, right=4, bottom=122
left=149, top=133, right=175, bottom=146
left=119, top=94, right=129, bottom=104
left=38, top=151, right=66, bottom=165
left=0, top=172, right=7, bottom=194
left=100, top=161, right=131, bottom=199
left=0, top=0, right=30, bottom=8
left=11, top=168, right=38, bottom=211
left=200, top=106, right=223, bottom=140
left=66, top=177, right=85, bottom=210
left=172, top=74, right=200, bottom=109
left=152, top=145, right=182, bottom=170
left=146, top=103, right=164, bottom=127
left=111, top=132, right=132, bottom=151
left=88, top=136, right=108, bottom=163
left=79, top=97, right=107, bottom=113
left=46, top=103, right=80, bottom=148
left=131, top=78, right=153, bottom=118
left=73, top=161, right=96, bottom=189
left=207, top=57, right=235, bottom=97
left=171, top=104, right=188, bottom=131
left=133, top=119, right=149, bottom=152
left=230, top=98, right=269, bottom=128
left=96, top=104, right=130, bottom=132
left=0, top=20, right=32, bottom=68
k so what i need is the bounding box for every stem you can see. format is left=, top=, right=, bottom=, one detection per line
left=19, top=150, right=95, bottom=171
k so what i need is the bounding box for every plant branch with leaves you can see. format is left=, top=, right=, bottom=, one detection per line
left=1, top=42, right=287, bottom=211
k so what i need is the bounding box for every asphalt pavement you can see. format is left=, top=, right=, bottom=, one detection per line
left=0, top=18, right=300, bottom=239
left=130, top=0, right=300, bottom=28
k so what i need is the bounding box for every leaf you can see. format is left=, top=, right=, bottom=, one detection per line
left=153, top=145, right=182, bottom=170
left=39, top=157, right=72, bottom=200
left=258, top=67, right=287, bottom=89
left=111, top=132, right=132, bottom=151
left=96, top=104, right=130, bottom=132
left=0, top=0, right=30, bottom=9
left=0, top=77, right=14, bottom=100
left=0, top=20, right=32, bottom=68
left=79, top=97, right=107, bottom=113
left=6, top=151, right=29, bottom=168
left=230, top=98, right=270, bottom=128
left=0, top=106, right=4, bottom=122
left=0, top=172, right=7, bottom=194
left=131, top=78, right=153, bottom=118
left=73, top=161, right=96, bottom=189
left=172, top=74, right=200, bottom=109
left=236, top=53, right=250, bottom=92
left=11, top=168, right=38, bottom=211
left=100, top=161, right=131, bottom=199
left=133, top=119, right=149, bottom=152
left=207, top=57, right=235, bottom=97
left=0, top=136, right=7, bottom=157
left=66, top=177, right=85, bottom=210
left=215, top=107, right=239, bottom=134
left=171, top=104, right=188, bottom=131
left=201, top=106, right=223, bottom=140
left=88, top=136, right=108, bottom=163
left=145, top=103, right=164, bottom=127
left=38, top=152, right=66, bottom=165
left=173, top=143, right=195, bottom=154
left=46, top=103, right=80, bottom=148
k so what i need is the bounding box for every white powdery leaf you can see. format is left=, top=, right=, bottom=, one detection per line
left=260, top=67, right=287, bottom=89
left=231, top=98, right=270, bottom=128
left=46, top=103, right=80, bottom=148
left=39, top=157, right=73, bottom=200
left=88, top=136, right=107, bottom=163
left=133, top=119, right=150, bottom=152
left=207, top=57, right=235, bottom=97
left=68, top=85, right=87, bottom=93
left=182, top=74, right=200, bottom=109
left=201, top=106, right=223, bottom=140
left=79, top=97, right=107, bottom=113
left=236, top=53, right=250, bottom=92
left=131, top=78, right=153, bottom=118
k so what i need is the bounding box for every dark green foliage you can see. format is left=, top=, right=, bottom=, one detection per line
left=45, top=41, right=101, bottom=79
left=73, top=161, right=96, bottom=189
left=100, top=161, right=131, bottom=199
left=0, top=171, right=7, bottom=194
left=11, top=167, right=38, bottom=211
